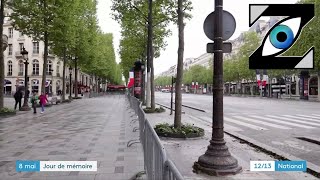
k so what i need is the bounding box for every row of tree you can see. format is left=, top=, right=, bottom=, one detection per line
left=0, top=0, right=122, bottom=109
left=156, top=0, right=320, bottom=90
left=111, top=0, right=192, bottom=127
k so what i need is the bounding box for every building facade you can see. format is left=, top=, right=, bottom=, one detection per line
left=3, top=8, right=92, bottom=96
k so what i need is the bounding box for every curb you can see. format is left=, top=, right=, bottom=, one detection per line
left=155, top=103, right=185, bottom=114
left=224, top=131, right=320, bottom=178
left=173, top=102, right=206, bottom=112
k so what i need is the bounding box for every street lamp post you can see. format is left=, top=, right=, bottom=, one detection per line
left=50, top=69, right=54, bottom=96
left=141, top=63, right=145, bottom=102
left=69, top=67, right=72, bottom=100
left=193, top=0, right=242, bottom=176
left=20, top=47, right=31, bottom=111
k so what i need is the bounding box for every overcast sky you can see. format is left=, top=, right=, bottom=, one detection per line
left=97, top=0, right=298, bottom=76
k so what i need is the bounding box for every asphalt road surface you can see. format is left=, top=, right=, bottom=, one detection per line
left=155, top=92, right=320, bottom=172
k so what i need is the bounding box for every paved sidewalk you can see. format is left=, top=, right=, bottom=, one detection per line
left=145, top=110, right=317, bottom=180
left=0, top=95, right=144, bottom=180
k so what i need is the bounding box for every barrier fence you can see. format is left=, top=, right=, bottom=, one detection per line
left=127, top=93, right=184, bottom=180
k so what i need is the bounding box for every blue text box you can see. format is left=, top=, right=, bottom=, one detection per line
left=16, top=160, right=40, bottom=172
left=275, top=161, right=307, bottom=172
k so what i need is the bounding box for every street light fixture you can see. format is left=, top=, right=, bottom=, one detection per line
left=69, top=67, right=72, bottom=100
left=20, top=47, right=31, bottom=111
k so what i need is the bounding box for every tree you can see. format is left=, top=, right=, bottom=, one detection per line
left=9, top=0, right=63, bottom=94
left=0, top=0, right=6, bottom=109
left=111, top=0, right=192, bottom=111
left=174, top=0, right=185, bottom=128
left=237, top=31, right=260, bottom=95
left=284, top=0, right=320, bottom=99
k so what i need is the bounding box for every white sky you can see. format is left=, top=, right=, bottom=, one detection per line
left=97, top=0, right=298, bottom=76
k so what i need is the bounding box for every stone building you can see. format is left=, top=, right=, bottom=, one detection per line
left=3, top=8, right=93, bottom=96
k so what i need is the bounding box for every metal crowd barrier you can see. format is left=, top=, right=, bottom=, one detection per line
left=127, top=93, right=184, bottom=180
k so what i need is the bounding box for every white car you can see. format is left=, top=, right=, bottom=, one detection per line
left=161, top=89, right=170, bottom=93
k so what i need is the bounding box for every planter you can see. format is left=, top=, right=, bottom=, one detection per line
left=0, top=108, right=16, bottom=117
left=154, top=123, right=205, bottom=139
left=144, top=107, right=166, bottom=114
left=62, top=99, right=72, bottom=103
left=72, top=97, right=82, bottom=99
left=0, top=111, right=16, bottom=117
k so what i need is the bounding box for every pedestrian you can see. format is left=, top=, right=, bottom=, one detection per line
left=30, top=91, right=38, bottom=114
left=13, top=89, right=23, bottom=110
left=39, top=92, right=48, bottom=113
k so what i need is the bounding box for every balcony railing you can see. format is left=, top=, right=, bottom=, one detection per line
left=7, top=72, right=12, bottom=76
left=46, top=72, right=53, bottom=75
left=57, top=73, right=60, bottom=77
left=18, top=72, right=23, bottom=76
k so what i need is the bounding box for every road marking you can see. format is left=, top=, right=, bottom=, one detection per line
left=266, top=115, right=320, bottom=127
left=198, top=116, right=243, bottom=132
left=250, top=115, right=315, bottom=129
left=224, top=117, right=268, bottom=131
left=311, top=114, right=320, bottom=117
left=233, top=116, right=291, bottom=130
left=292, top=114, right=320, bottom=122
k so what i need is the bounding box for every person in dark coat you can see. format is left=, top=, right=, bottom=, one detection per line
left=14, top=90, right=23, bottom=110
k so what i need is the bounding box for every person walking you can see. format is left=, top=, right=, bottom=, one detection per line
left=39, top=92, right=48, bottom=113
left=13, top=89, right=23, bottom=110
left=30, top=91, right=38, bottom=114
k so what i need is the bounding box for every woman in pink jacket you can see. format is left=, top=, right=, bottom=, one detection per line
left=39, top=92, right=48, bottom=113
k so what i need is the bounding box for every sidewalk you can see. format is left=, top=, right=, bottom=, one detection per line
left=0, top=95, right=144, bottom=180
left=145, top=110, right=317, bottom=180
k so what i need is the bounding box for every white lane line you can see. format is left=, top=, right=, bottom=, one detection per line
left=250, top=115, right=315, bottom=129
left=291, top=114, right=320, bottom=122
left=311, top=114, right=320, bottom=117
left=266, top=115, right=320, bottom=127
left=233, top=116, right=291, bottom=130
left=224, top=117, right=268, bottom=131
left=199, top=116, right=243, bottom=132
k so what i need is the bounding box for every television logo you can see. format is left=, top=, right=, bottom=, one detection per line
left=249, top=4, right=315, bottom=69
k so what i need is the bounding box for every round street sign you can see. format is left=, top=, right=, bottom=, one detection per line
left=203, top=10, right=236, bottom=41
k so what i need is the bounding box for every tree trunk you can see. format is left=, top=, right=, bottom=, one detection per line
left=74, top=58, right=78, bottom=98
left=151, top=47, right=155, bottom=111
left=146, top=0, right=153, bottom=108
left=0, top=0, right=5, bottom=109
left=318, top=74, right=320, bottom=101
left=62, top=48, right=66, bottom=101
left=174, top=0, right=184, bottom=128
left=41, top=31, right=49, bottom=94
left=250, top=84, right=253, bottom=96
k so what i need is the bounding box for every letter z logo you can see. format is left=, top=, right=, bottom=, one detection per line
left=249, top=4, right=315, bottom=69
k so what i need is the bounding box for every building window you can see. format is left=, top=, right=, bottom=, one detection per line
left=47, top=60, right=52, bottom=75
left=18, top=60, right=24, bottom=76
left=32, top=59, right=39, bottom=75
left=19, top=43, right=24, bottom=52
left=31, top=79, right=39, bottom=93
left=19, top=31, right=23, bottom=37
left=8, top=28, right=13, bottom=38
left=8, top=44, right=12, bottom=56
left=7, top=61, right=12, bottom=76
left=56, top=64, right=60, bottom=77
left=33, top=42, right=39, bottom=54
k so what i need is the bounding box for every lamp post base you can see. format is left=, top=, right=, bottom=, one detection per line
left=193, top=140, right=242, bottom=176
left=20, top=105, right=31, bottom=111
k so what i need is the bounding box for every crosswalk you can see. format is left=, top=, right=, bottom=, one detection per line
left=196, top=113, right=320, bottom=132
